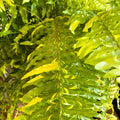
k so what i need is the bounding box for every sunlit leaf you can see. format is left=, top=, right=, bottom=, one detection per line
left=83, top=16, right=98, bottom=32
left=69, top=20, right=80, bottom=34
left=22, top=0, right=30, bottom=4
left=68, top=105, right=73, bottom=109
left=46, top=105, right=52, bottom=112
left=4, top=0, right=14, bottom=6
left=20, top=41, right=34, bottom=45
left=19, top=6, right=28, bottom=23
left=23, top=97, right=42, bottom=107
left=21, top=61, right=59, bottom=80
left=22, top=75, right=44, bottom=88
left=0, top=0, right=5, bottom=11
left=104, top=68, right=120, bottom=78
left=48, top=114, right=53, bottom=120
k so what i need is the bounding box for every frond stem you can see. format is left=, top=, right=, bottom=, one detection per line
left=54, top=18, right=62, bottom=120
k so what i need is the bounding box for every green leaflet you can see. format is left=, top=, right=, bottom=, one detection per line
left=4, top=0, right=14, bottom=6
left=31, top=24, right=44, bottom=36
left=3, top=6, right=17, bottom=32
left=95, top=58, right=120, bottom=71
left=9, top=6, right=17, bottom=19
left=4, top=19, right=13, bottom=32
left=83, top=16, right=98, bottom=32
left=31, top=2, right=38, bottom=16
left=77, top=39, right=101, bottom=59
left=20, top=41, right=34, bottom=45
left=104, top=68, right=120, bottom=78
left=22, top=97, right=42, bottom=108
left=46, top=0, right=55, bottom=5
left=21, top=61, right=59, bottom=80
left=12, top=24, right=36, bottom=53
left=69, top=10, right=92, bottom=34
left=116, top=77, right=120, bottom=83
left=22, top=75, right=44, bottom=88
left=69, top=20, right=80, bottom=34
left=19, top=6, right=28, bottom=23
left=18, top=97, right=42, bottom=116
left=22, top=0, right=30, bottom=4
left=0, top=0, right=5, bottom=11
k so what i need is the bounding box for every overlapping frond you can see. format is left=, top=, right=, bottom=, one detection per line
left=74, top=8, right=120, bottom=77
left=66, top=0, right=112, bottom=35
left=73, top=6, right=120, bottom=107
left=67, top=0, right=111, bottom=10
left=12, top=17, right=110, bottom=120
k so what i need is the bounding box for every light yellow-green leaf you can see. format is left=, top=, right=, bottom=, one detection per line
left=64, top=75, right=70, bottom=78
left=19, top=6, right=28, bottom=23
left=63, top=98, right=67, bottom=103
left=104, top=68, right=120, bottom=78
left=46, top=0, right=54, bottom=4
left=46, top=106, right=52, bottom=112
left=1, top=64, right=6, bottom=74
left=48, top=114, right=53, bottom=120
left=18, top=97, right=42, bottom=115
left=26, top=44, right=44, bottom=62
left=69, top=20, right=80, bottom=34
left=22, top=75, right=44, bottom=88
left=96, top=79, right=105, bottom=85
left=69, top=86, right=78, bottom=89
left=71, top=76, right=76, bottom=79
left=78, top=40, right=100, bottom=59
left=64, top=88, right=69, bottom=94
left=0, top=0, right=5, bottom=11
left=4, top=0, right=14, bottom=6
left=7, top=113, right=12, bottom=120
left=20, top=41, right=34, bottom=45
left=22, top=0, right=30, bottom=4
left=73, top=37, right=89, bottom=49
left=116, top=77, right=120, bottom=83
left=68, top=105, right=73, bottom=109
left=21, top=61, right=59, bottom=80
left=4, top=19, right=13, bottom=32
left=51, top=93, right=57, bottom=100
left=62, top=68, right=68, bottom=74
left=77, top=101, right=82, bottom=106
left=31, top=25, right=44, bottom=36
left=83, top=16, right=98, bottom=32
left=23, top=97, right=42, bottom=108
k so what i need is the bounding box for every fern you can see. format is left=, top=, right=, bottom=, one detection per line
left=12, top=16, right=110, bottom=120
left=0, top=0, right=120, bottom=120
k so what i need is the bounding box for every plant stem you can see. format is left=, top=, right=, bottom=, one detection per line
left=54, top=18, right=62, bottom=120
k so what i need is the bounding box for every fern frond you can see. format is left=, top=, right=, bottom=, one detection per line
left=73, top=6, right=120, bottom=107
left=15, top=16, right=110, bottom=120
